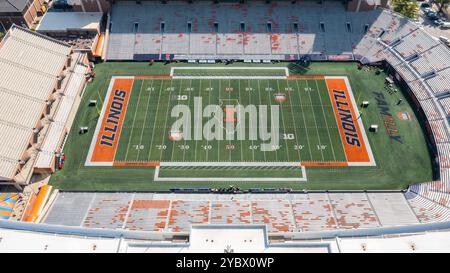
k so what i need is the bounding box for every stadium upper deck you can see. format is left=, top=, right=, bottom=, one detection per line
left=105, top=1, right=394, bottom=61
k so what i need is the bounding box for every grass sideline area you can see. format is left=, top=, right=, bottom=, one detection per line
left=171, top=68, right=288, bottom=76
left=50, top=62, right=433, bottom=190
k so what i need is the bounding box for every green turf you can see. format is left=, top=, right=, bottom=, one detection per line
left=172, top=68, right=287, bottom=76
left=158, top=167, right=304, bottom=179
left=50, top=62, right=433, bottom=190
left=113, top=78, right=345, bottom=163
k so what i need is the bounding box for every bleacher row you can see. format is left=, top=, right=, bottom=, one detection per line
left=0, top=25, right=75, bottom=183
left=34, top=55, right=89, bottom=170
left=107, top=1, right=369, bottom=60
left=44, top=192, right=424, bottom=233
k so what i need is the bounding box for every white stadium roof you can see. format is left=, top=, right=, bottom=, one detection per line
left=37, top=12, right=103, bottom=32
left=1, top=223, right=450, bottom=253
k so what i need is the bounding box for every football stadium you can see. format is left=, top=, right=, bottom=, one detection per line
left=1, top=0, right=450, bottom=254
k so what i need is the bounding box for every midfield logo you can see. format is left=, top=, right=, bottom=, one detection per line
left=170, top=97, right=280, bottom=152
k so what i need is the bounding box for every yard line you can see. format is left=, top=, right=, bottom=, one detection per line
left=124, top=80, right=145, bottom=161
left=246, top=79, right=255, bottom=162
left=256, top=79, right=267, bottom=162
left=194, top=80, right=202, bottom=162
left=238, top=79, right=244, bottom=161
left=147, top=79, right=165, bottom=161
left=169, top=79, right=185, bottom=161
left=136, top=80, right=154, bottom=160
left=228, top=79, right=232, bottom=162
left=294, top=80, right=314, bottom=160
left=181, top=79, right=193, bottom=161
left=286, top=80, right=302, bottom=162
left=276, top=79, right=290, bottom=162
left=266, top=80, right=278, bottom=161
left=314, top=79, right=337, bottom=161
left=217, top=79, right=221, bottom=162
left=205, top=79, right=212, bottom=162
left=305, top=80, right=325, bottom=161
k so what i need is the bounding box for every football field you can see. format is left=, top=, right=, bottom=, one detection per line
left=50, top=62, right=433, bottom=190
left=86, top=68, right=374, bottom=180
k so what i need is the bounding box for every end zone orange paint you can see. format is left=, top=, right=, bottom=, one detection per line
left=326, top=78, right=370, bottom=163
left=113, top=162, right=160, bottom=167
left=91, top=78, right=133, bottom=163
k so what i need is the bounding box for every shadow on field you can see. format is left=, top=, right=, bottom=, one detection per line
left=287, top=59, right=311, bottom=75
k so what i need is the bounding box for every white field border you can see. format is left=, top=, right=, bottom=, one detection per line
left=324, top=76, right=376, bottom=167
left=85, top=76, right=135, bottom=167
left=170, top=66, right=289, bottom=79
left=153, top=165, right=307, bottom=182
left=85, top=74, right=376, bottom=176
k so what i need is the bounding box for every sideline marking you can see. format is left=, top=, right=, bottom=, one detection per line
left=287, top=75, right=325, bottom=79
left=113, top=161, right=160, bottom=167
left=301, top=162, right=348, bottom=167
left=135, top=76, right=172, bottom=79
left=153, top=165, right=307, bottom=182
left=86, top=75, right=375, bottom=168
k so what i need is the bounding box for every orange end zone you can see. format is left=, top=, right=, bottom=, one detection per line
left=91, top=78, right=134, bottom=163
left=325, top=78, right=370, bottom=163
left=113, top=162, right=161, bottom=167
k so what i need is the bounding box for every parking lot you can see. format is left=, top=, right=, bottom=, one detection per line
left=417, top=1, right=450, bottom=40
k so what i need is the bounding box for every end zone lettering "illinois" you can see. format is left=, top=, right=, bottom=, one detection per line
left=332, top=89, right=361, bottom=147
left=325, top=78, right=370, bottom=163
left=91, top=78, right=133, bottom=163
left=100, top=89, right=127, bottom=147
